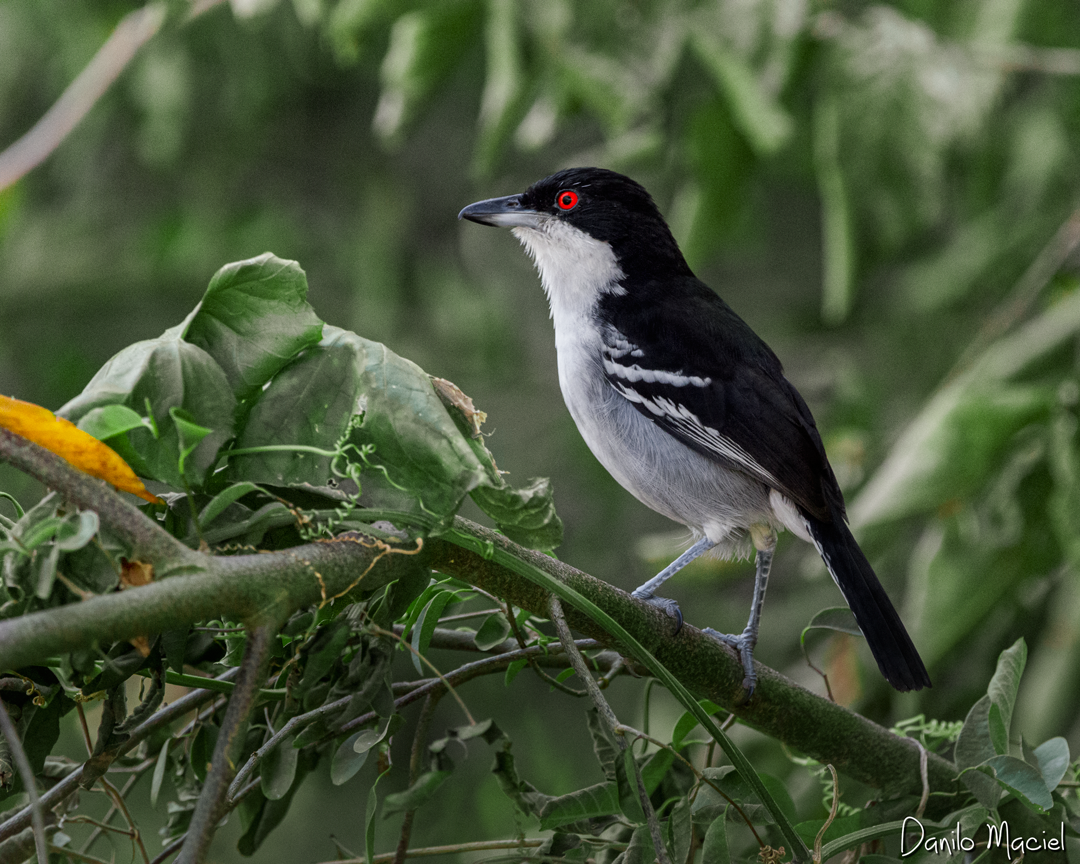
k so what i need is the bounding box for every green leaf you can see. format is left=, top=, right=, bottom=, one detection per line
left=955, top=694, right=995, bottom=763
left=331, top=734, right=370, bottom=787
left=987, top=638, right=1026, bottom=752
left=381, top=769, right=453, bottom=817
left=801, top=607, right=862, bottom=642
left=538, top=781, right=620, bottom=831
left=410, top=590, right=455, bottom=674
left=238, top=750, right=318, bottom=855
left=814, top=90, right=854, bottom=324
left=170, top=407, right=212, bottom=476
left=198, top=481, right=262, bottom=529
left=586, top=708, right=619, bottom=780
left=261, top=735, right=299, bottom=801
left=296, top=619, right=350, bottom=699
left=161, top=628, right=188, bottom=675
left=671, top=700, right=722, bottom=750
left=365, top=765, right=389, bottom=864
left=977, top=754, right=1053, bottom=813
left=190, top=724, right=217, bottom=783
left=473, top=0, right=525, bottom=175
left=373, top=2, right=484, bottom=144
left=181, top=254, right=323, bottom=404
left=666, top=796, right=693, bottom=864
left=151, top=739, right=169, bottom=808
left=19, top=516, right=66, bottom=551
left=1033, top=737, right=1071, bottom=791
left=55, top=511, right=99, bottom=552
left=75, top=404, right=151, bottom=441
left=473, top=611, right=511, bottom=650
left=701, top=812, right=730, bottom=864
left=58, top=329, right=236, bottom=489
left=854, top=291, right=1080, bottom=526
left=615, top=825, right=655, bottom=864
left=331, top=715, right=399, bottom=787
left=504, top=657, right=528, bottom=686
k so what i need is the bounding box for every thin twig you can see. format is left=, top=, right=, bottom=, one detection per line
left=371, top=626, right=475, bottom=726
left=505, top=600, right=586, bottom=696
left=78, top=772, right=141, bottom=856
left=98, top=775, right=151, bottom=864
left=0, top=3, right=166, bottom=190
left=315, top=838, right=549, bottom=864
left=0, top=669, right=238, bottom=845
left=228, top=636, right=602, bottom=801
left=547, top=596, right=672, bottom=864
left=0, top=697, right=48, bottom=862
left=177, top=624, right=276, bottom=864
left=615, top=723, right=765, bottom=849
left=393, top=692, right=444, bottom=864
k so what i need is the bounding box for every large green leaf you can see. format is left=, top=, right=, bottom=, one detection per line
left=182, top=254, right=323, bottom=404
left=59, top=333, right=236, bottom=488
left=229, top=324, right=562, bottom=547
left=225, top=326, right=366, bottom=488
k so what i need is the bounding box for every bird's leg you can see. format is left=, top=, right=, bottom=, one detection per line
left=631, top=535, right=717, bottom=631
left=704, top=526, right=777, bottom=698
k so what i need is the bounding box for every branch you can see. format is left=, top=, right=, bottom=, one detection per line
left=0, top=4, right=166, bottom=192
left=0, top=0, right=230, bottom=192
left=1, top=425, right=957, bottom=808
left=177, top=625, right=276, bottom=864
left=549, top=596, right=670, bottom=864
left=425, top=518, right=961, bottom=807
left=0, top=429, right=198, bottom=567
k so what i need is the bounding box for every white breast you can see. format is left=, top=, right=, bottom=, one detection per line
left=511, top=220, right=776, bottom=556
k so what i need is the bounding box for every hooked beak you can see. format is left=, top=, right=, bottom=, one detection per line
left=458, top=194, right=545, bottom=229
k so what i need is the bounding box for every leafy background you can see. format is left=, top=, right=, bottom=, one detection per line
left=1, top=0, right=1080, bottom=860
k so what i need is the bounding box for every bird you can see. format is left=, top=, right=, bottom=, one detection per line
left=458, top=167, right=930, bottom=696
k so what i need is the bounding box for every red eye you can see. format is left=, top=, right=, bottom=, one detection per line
left=556, top=190, right=579, bottom=210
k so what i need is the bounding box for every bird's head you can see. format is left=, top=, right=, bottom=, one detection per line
left=459, top=168, right=692, bottom=307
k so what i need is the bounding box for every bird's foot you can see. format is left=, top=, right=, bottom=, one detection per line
left=703, top=628, right=758, bottom=699
left=630, top=588, right=683, bottom=634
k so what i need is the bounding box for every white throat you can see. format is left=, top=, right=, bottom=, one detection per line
left=512, top=220, right=625, bottom=328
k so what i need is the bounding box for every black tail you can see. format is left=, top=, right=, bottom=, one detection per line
left=806, top=514, right=931, bottom=692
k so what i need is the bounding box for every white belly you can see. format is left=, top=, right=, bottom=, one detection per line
left=555, top=335, right=775, bottom=559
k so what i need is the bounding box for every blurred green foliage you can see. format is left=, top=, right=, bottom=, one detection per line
left=2, top=0, right=1080, bottom=860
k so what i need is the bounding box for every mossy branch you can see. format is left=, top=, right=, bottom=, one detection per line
left=0, top=429, right=961, bottom=812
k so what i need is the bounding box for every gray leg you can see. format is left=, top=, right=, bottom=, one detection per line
left=631, top=536, right=717, bottom=629
left=704, top=542, right=774, bottom=697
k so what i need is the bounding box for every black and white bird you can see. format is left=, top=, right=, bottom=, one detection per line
left=459, top=167, right=930, bottom=696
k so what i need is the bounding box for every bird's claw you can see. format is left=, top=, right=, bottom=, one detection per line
left=631, top=589, right=683, bottom=634
left=703, top=627, right=758, bottom=700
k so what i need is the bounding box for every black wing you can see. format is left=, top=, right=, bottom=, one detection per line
left=596, top=277, right=842, bottom=523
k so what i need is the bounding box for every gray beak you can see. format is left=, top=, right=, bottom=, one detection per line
left=458, top=194, right=545, bottom=228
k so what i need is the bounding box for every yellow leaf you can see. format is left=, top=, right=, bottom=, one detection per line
left=0, top=395, right=161, bottom=504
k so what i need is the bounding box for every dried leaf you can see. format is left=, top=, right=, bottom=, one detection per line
left=120, top=558, right=154, bottom=588
left=0, top=395, right=161, bottom=504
